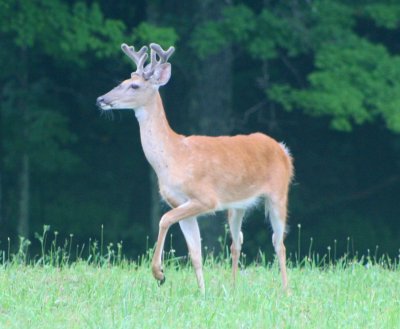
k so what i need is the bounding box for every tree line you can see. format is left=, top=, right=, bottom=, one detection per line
left=1, top=0, right=399, bottom=259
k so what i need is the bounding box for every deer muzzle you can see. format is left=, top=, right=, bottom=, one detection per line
left=96, top=96, right=112, bottom=110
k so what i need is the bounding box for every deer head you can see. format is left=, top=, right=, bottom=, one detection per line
left=96, top=43, right=175, bottom=110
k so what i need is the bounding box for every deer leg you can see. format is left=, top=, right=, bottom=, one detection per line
left=179, top=217, right=205, bottom=294
left=268, top=198, right=288, bottom=291
left=152, top=201, right=209, bottom=287
left=228, top=208, right=245, bottom=284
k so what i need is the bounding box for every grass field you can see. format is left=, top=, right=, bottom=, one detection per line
left=0, top=226, right=399, bottom=329
left=1, top=250, right=399, bottom=329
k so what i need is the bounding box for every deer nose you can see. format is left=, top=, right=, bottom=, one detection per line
left=96, top=97, right=104, bottom=107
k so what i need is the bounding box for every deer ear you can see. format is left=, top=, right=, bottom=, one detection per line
left=151, top=63, right=171, bottom=86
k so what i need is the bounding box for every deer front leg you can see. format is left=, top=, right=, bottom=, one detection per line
left=179, top=217, right=205, bottom=294
left=152, top=201, right=210, bottom=287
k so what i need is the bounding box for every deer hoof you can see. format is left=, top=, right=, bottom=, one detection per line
left=157, top=269, right=166, bottom=286
left=158, top=276, right=166, bottom=286
left=152, top=265, right=165, bottom=284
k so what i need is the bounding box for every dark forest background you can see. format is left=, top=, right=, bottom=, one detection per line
left=1, top=0, right=399, bottom=261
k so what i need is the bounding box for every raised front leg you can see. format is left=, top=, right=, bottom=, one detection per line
left=152, top=201, right=210, bottom=288
left=179, top=217, right=205, bottom=294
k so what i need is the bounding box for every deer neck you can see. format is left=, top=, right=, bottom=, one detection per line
left=134, top=92, right=181, bottom=176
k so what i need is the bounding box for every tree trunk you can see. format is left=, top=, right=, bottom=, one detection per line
left=188, top=1, right=234, bottom=251
left=0, top=104, right=3, bottom=226
left=0, top=171, right=2, bottom=226
left=189, top=50, right=233, bottom=134
left=17, top=48, right=30, bottom=238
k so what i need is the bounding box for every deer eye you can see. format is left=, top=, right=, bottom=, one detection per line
left=130, top=84, right=140, bottom=90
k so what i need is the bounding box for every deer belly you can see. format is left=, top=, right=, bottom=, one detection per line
left=159, top=185, right=189, bottom=208
left=217, top=195, right=263, bottom=211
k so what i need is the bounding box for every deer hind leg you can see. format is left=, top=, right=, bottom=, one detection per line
left=228, top=208, right=245, bottom=284
left=267, top=197, right=289, bottom=291
left=179, top=217, right=205, bottom=294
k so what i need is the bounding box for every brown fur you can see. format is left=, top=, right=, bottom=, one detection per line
left=97, top=46, right=293, bottom=293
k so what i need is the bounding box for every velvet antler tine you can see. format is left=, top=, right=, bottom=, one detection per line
left=121, top=44, right=148, bottom=74
left=150, top=43, right=175, bottom=63
left=143, top=43, right=175, bottom=80
left=120, top=42, right=175, bottom=80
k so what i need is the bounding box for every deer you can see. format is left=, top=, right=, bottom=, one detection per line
left=96, top=43, right=294, bottom=294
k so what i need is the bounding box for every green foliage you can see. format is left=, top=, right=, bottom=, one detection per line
left=60, top=2, right=126, bottom=61
left=131, top=22, right=179, bottom=48
left=1, top=79, right=78, bottom=173
left=189, top=1, right=400, bottom=132
left=251, top=1, right=400, bottom=133
left=290, top=37, right=400, bottom=131
left=0, top=0, right=126, bottom=64
left=0, top=0, right=51, bottom=47
left=191, top=5, right=255, bottom=59
left=222, top=5, right=255, bottom=44
left=267, top=84, right=294, bottom=111
left=27, top=110, right=79, bottom=173
left=364, top=3, right=400, bottom=29
left=191, top=21, right=228, bottom=59
left=0, top=0, right=131, bottom=183
left=248, top=9, right=283, bottom=60
left=307, top=0, right=355, bottom=48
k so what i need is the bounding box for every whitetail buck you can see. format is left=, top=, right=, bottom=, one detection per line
left=97, top=43, right=294, bottom=294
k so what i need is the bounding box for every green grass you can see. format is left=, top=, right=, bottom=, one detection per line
left=0, top=227, right=399, bottom=329
left=0, top=257, right=399, bottom=328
